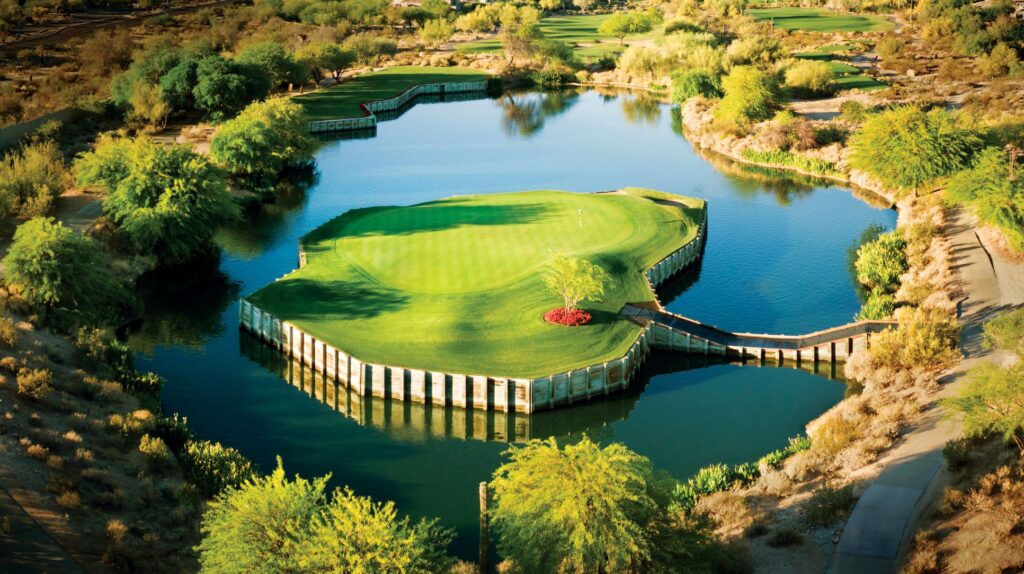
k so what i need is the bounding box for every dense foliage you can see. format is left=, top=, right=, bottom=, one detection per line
left=783, top=60, right=836, bottom=97
left=714, top=66, right=780, bottom=129
left=2, top=218, right=131, bottom=327
left=210, top=98, right=316, bottom=185
left=0, top=140, right=72, bottom=219
left=670, top=69, right=723, bottom=103
left=196, top=459, right=454, bottom=573
left=848, top=106, right=983, bottom=193
left=946, top=147, right=1024, bottom=252
left=75, top=136, right=238, bottom=265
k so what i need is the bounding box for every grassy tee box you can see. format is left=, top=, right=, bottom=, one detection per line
left=294, top=66, right=491, bottom=122
left=247, top=189, right=705, bottom=379
left=748, top=7, right=893, bottom=32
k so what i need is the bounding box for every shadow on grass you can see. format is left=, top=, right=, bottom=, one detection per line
left=254, top=277, right=410, bottom=321
left=332, top=199, right=555, bottom=239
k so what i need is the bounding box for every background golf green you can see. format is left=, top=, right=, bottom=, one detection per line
left=248, top=189, right=704, bottom=378
left=295, top=66, right=491, bottom=121
left=749, top=7, right=893, bottom=32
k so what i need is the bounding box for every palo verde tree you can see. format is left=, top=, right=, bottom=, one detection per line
left=210, top=98, right=316, bottom=185
left=848, top=106, right=983, bottom=195
left=75, top=136, right=238, bottom=265
left=543, top=254, right=606, bottom=312
left=196, top=458, right=454, bottom=573
left=598, top=11, right=658, bottom=46
left=946, top=146, right=1024, bottom=252
left=2, top=217, right=132, bottom=328
left=713, top=65, right=780, bottom=129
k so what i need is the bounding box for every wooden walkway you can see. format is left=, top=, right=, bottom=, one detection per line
left=622, top=305, right=896, bottom=364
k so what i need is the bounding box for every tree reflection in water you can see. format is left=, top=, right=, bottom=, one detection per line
left=496, top=88, right=583, bottom=138
left=217, top=165, right=319, bottom=259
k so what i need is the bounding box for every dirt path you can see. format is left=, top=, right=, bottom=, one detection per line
left=828, top=208, right=1024, bottom=573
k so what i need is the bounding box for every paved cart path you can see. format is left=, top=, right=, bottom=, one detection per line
left=828, top=208, right=1024, bottom=574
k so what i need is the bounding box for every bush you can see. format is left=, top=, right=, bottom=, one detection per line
left=942, top=437, right=970, bottom=471
left=0, top=317, right=17, bottom=347
left=543, top=307, right=591, bottom=326
left=156, top=413, right=193, bottom=455
left=857, top=290, right=896, bottom=320
left=766, top=527, right=803, bottom=547
left=670, top=69, right=722, bottom=103
left=139, top=434, right=174, bottom=472
left=17, top=368, right=53, bottom=400
left=855, top=231, right=908, bottom=293
left=982, top=306, right=1024, bottom=357
left=839, top=100, right=870, bottom=122
left=784, top=60, right=836, bottom=98
left=714, top=66, right=780, bottom=129
left=812, top=415, right=859, bottom=455
left=182, top=439, right=257, bottom=497
left=946, top=147, right=1024, bottom=253
left=804, top=486, right=855, bottom=527
left=0, top=140, right=72, bottom=218
left=419, top=19, right=453, bottom=47
left=740, top=148, right=838, bottom=176
left=849, top=106, right=983, bottom=193
left=210, top=98, right=316, bottom=185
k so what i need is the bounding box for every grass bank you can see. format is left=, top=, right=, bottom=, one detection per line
left=248, top=189, right=704, bottom=378
left=294, top=66, right=491, bottom=121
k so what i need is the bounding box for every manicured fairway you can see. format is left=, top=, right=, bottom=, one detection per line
left=795, top=47, right=887, bottom=92
left=247, top=189, right=705, bottom=378
left=749, top=8, right=893, bottom=32
left=294, top=66, right=491, bottom=121
left=458, top=14, right=654, bottom=56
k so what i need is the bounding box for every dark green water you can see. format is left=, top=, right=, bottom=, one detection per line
left=129, top=89, right=896, bottom=559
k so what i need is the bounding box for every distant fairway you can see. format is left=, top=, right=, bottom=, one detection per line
left=294, top=66, right=491, bottom=121
left=458, top=14, right=656, bottom=57
left=749, top=7, right=893, bottom=32
left=795, top=45, right=887, bottom=92
left=248, top=189, right=705, bottom=378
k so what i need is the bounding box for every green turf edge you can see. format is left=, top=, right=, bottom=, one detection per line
left=246, top=189, right=706, bottom=379
left=294, top=66, right=493, bottom=122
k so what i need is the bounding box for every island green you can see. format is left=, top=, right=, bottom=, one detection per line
left=247, top=189, right=704, bottom=378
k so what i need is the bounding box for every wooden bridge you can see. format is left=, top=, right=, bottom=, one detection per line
left=622, top=305, right=896, bottom=365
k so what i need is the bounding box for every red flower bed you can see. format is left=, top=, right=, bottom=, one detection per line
left=543, top=307, right=592, bottom=326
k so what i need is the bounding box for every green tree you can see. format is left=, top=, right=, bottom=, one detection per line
left=210, top=98, right=316, bottom=183
left=946, top=147, right=1024, bottom=252
left=714, top=65, right=779, bottom=128
left=598, top=12, right=654, bottom=46
left=539, top=0, right=563, bottom=11
left=784, top=60, right=836, bottom=97
left=236, top=41, right=305, bottom=88
left=75, top=137, right=238, bottom=265
left=128, top=82, right=172, bottom=128
left=543, top=254, right=606, bottom=311
left=344, top=32, right=398, bottom=66
left=2, top=218, right=132, bottom=327
left=945, top=362, right=1024, bottom=454
left=499, top=4, right=542, bottom=64
left=420, top=0, right=450, bottom=18
left=419, top=18, right=453, bottom=47
left=111, top=39, right=181, bottom=109
left=848, top=106, right=983, bottom=194
left=489, top=437, right=659, bottom=573
left=196, top=458, right=454, bottom=573
left=982, top=306, right=1024, bottom=357
left=670, top=69, right=723, bottom=103
left=192, top=55, right=272, bottom=121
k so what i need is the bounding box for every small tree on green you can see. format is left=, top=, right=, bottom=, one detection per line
left=543, top=254, right=606, bottom=312
left=489, top=437, right=660, bottom=573
left=945, top=362, right=1024, bottom=455
left=196, top=458, right=454, bottom=573
left=849, top=106, right=983, bottom=194
left=419, top=18, right=454, bottom=48
left=2, top=217, right=132, bottom=327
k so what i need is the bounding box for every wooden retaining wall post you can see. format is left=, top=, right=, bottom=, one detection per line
left=479, top=482, right=490, bottom=574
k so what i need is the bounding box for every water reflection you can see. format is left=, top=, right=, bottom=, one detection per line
left=497, top=89, right=582, bottom=138
left=127, top=258, right=241, bottom=353
left=239, top=330, right=845, bottom=444
left=217, top=167, right=318, bottom=259
left=620, top=94, right=662, bottom=126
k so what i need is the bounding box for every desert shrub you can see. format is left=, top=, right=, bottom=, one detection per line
left=26, top=442, right=49, bottom=460
left=670, top=69, right=723, bottom=103
left=155, top=413, right=194, bottom=455
left=857, top=290, right=896, bottom=320
left=56, top=490, right=81, bottom=510
left=139, top=433, right=174, bottom=472
left=759, top=111, right=818, bottom=151
left=978, top=42, right=1023, bottom=79
left=0, top=357, right=15, bottom=373
left=106, top=519, right=129, bottom=542
left=982, top=306, right=1024, bottom=357
left=839, top=100, right=870, bottom=122
left=784, top=60, right=836, bottom=98
left=804, top=485, right=855, bottom=527
left=181, top=439, right=257, bottom=497
left=863, top=306, right=961, bottom=375
left=945, top=362, right=1024, bottom=454
left=766, top=527, right=802, bottom=547
left=855, top=231, right=908, bottom=294
left=812, top=415, right=860, bottom=455
left=73, top=327, right=133, bottom=377
left=618, top=46, right=670, bottom=79
left=942, top=437, right=970, bottom=471
left=16, top=368, right=53, bottom=400
left=0, top=140, right=72, bottom=218
left=0, top=317, right=17, bottom=347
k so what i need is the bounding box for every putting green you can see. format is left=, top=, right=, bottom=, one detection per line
left=247, top=189, right=705, bottom=378
left=295, top=66, right=491, bottom=121
left=457, top=14, right=656, bottom=57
